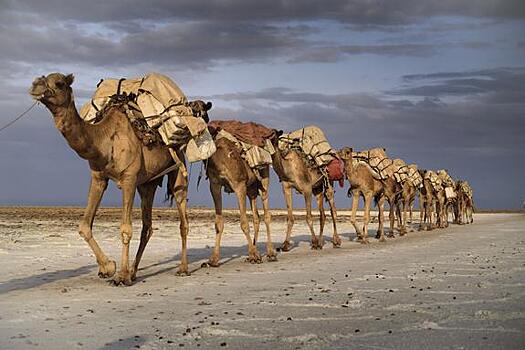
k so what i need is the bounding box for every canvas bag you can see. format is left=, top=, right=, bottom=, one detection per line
left=79, top=73, right=215, bottom=162
left=279, top=126, right=336, bottom=167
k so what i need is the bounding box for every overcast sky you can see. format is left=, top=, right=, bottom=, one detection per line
left=0, top=0, right=524, bottom=209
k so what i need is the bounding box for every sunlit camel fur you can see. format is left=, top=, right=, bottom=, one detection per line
left=29, top=73, right=207, bottom=285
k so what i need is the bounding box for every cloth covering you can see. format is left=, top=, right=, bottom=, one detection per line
left=208, top=120, right=275, bottom=169
left=208, top=120, right=276, bottom=148
left=79, top=72, right=215, bottom=162
left=278, top=126, right=336, bottom=167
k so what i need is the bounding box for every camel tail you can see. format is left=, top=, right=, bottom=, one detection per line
left=164, top=173, right=177, bottom=207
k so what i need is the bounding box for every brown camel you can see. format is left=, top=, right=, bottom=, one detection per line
left=455, top=180, right=474, bottom=224
left=271, top=137, right=342, bottom=250
left=382, top=177, right=404, bottom=237
left=418, top=169, right=435, bottom=231
left=29, top=73, right=204, bottom=285
left=397, top=180, right=418, bottom=234
left=338, top=147, right=387, bottom=243
left=204, top=135, right=276, bottom=266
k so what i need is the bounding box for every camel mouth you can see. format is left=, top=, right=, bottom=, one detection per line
left=28, top=85, right=48, bottom=101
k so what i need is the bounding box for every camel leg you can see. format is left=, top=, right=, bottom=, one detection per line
left=387, top=199, right=396, bottom=238
left=207, top=180, right=224, bottom=267
left=361, top=194, right=372, bottom=244
left=235, top=185, right=261, bottom=264
left=316, top=193, right=326, bottom=249
left=79, top=172, right=116, bottom=279
left=376, top=196, right=386, bottom=242
left=418, top=192, right=425, bottom=231
left=259, top=173, right=276, bottom=261
left=250, top=197, right=261, bottom=245
left=350, top=190, right=364, bottom=241
left=408, top=200, right=414, bottom=224
left=400, top=199, right=408, bottom=236
left=280, top=182, right=295, bottom=252
left=113, top=175, right=137, bottom=286
left=304, top=191, right=319, bottom=249
left=325, top=186, right=342, bottom=248
left=427, top=196, right=434, bottom=231
left=173, top=169, right=190, bottom=276
left=131, top=182, right=157, bottom=280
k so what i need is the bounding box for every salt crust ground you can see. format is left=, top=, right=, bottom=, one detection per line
left=0, top=208, right=524, bottom=349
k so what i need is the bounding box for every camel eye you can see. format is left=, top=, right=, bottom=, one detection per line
left=55, top=81, right=65, bottom=89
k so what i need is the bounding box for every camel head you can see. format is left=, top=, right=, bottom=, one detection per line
left=188, top=100, right=212, bottom=123
left=29, top=73, right=74, bottom=108
left=337, top=147, right=353, bottom=163
left=268, top=129, right=284, bottom=148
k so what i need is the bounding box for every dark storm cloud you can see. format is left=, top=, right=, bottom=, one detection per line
left=393, top=67, right=525, bottom=97
left=0, top=20, right=307, bottom=68
left=206, top=66, right=525, bottom=156
left=3, top=0, right=524, bottom=24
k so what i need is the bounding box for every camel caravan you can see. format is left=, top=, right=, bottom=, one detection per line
left=29, top=72, right=475, bottom=285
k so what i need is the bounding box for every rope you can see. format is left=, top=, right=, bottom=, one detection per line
left=0, top=101, right=39, bottom=134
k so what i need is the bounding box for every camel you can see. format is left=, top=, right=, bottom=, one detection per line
left=397, top=180, right=418, bottom=234
left=337, top=147, right=387, bottom=243
left=455, top=180, right=474, bottom=224
left=418, top=169, right=435, bottom=231
left=270, top=136, right=342, bottom=250
left=204, top=135, right=276, bottom=266
left=382, top=177, right=404, bottom=237
left=29, top=73, right=207, bottom=285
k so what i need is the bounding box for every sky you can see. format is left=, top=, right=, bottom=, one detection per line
left=0, top=0, right=524, bottom=209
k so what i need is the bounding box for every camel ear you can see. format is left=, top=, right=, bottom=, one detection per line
left=65, top=74, right=74, bottom=86
left=206, top=101, right=212, bottom=110
left=276, top=129, right=284, bottom=137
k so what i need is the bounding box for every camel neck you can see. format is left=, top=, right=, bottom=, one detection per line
left=51, top=99, right=99, bottom=160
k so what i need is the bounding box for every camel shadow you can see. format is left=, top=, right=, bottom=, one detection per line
left=0, top=264, right=97, bottom=295
left=0, top=229, right=373, bottom=292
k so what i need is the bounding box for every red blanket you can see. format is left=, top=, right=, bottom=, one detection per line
left=208, top=120, right=275, bottom=147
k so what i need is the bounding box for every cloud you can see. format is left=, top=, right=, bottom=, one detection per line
left=3, top=0, right=524, bottom=24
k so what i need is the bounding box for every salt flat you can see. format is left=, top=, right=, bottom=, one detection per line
left=0, top=208, right=524, bottom=349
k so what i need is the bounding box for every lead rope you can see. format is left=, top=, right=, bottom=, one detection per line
left=0, top=101, right=39, bottom=134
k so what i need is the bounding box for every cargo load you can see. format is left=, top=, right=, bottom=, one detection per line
left=407, top=164, right=423, bottom=188
left=278, top=126, right=336, bottom=167
left=351, top=148, right=409, bottom=184
left=208, top=120, right=276, bottom=169
left=79, top=72, right=216, bottom=163
left=425, top=170, right=443, bottom=192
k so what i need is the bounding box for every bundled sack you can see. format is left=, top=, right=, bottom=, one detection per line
left=391, top=159, right=409, bottom=183
left=326, top=158, right=345, bottom=187
left=279, top=126, right=336, bottom=167
left=209, top=120, right=276, bottom=169
left=437, top=169, right=456, bottom=199
left=352, top=149, right=408, bottom=183
left=460, top=181, right=473, bottom=199
left=407, top=164, right=423, bottom=188
left=352, top=148, right=392, bottom=180
left=80, top=73, right=215, bottom=162
left=425, top=170, right=443, bottom=192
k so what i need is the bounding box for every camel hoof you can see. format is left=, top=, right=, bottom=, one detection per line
left=279, top=241, right=293, bottom=252
left=111, top=273, right=133, bottom=286
left=266, top=253, right=278, bottom=262
left=247, top=254, right=262, bottom=264
left=378, top=236, right=386, bottom=243
left=332, top=238, right=342, bottom=248
left=202, top=259, right=220, bottom=268
left=176, top=268, right=191, bottom=277
left=98, top=260, right=116, bottom=279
